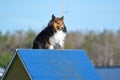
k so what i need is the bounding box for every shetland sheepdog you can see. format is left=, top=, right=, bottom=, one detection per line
left=32, top=14, right=67, bottom=49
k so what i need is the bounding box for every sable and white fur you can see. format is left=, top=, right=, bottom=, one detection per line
left=32, top=14, right=67, bottom=49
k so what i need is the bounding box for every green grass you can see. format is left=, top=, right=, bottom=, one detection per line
left=0, top=52, right=13, bottom=68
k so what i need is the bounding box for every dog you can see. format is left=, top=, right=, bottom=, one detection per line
left=32, top=14, right=67, bottom=49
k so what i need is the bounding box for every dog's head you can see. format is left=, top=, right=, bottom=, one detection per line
left=48, top=14, right=66, bottom=32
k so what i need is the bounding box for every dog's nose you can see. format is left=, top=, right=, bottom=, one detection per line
left=59, top=27, right=64, bottom=30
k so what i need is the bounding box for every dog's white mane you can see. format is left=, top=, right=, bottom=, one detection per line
left=49, top=30, right=66, bottom=49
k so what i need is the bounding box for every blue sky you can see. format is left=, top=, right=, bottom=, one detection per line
left=0, top=0, right=120, bottom=33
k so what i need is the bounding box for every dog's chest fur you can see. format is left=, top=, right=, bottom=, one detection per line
left=49, top=30, right=66, bottom=49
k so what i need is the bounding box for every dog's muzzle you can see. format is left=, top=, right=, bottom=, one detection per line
left=59, top=26, right=64, bottom=30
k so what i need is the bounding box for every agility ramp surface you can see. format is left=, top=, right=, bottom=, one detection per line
left=2, top=49, right=101, bottom=80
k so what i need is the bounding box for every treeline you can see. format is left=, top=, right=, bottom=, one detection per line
left=0, top=29, right=36, bottom=68
left=0, top=29, right=120, bottom=68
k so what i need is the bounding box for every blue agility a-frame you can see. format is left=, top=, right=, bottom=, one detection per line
left=2, top=49, right=101, bottom=80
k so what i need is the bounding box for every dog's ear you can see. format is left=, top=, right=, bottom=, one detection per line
left=61, top=16, right=64, bottom=20
left=52, top=14, right=55, bottom=20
